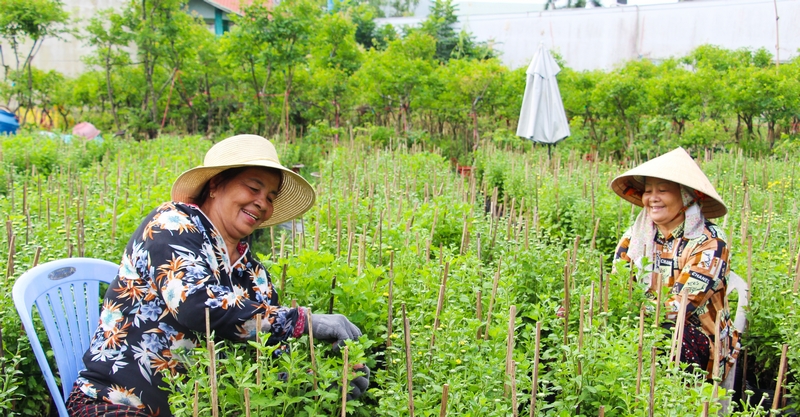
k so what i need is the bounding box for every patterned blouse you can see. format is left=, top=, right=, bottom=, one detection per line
left=75, top=202, right=304, bottom=416
left=614, top=220, right=740, bottom=378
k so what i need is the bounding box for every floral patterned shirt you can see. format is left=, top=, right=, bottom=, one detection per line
left=614, top=219, right=740, bottom=378
left=76, top=202, right=303, bottom=416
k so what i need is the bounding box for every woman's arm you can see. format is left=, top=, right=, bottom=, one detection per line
left=137, top=202, right=304, bottom=344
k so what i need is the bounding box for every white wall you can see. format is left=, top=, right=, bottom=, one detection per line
left=461, top=0, right=800, bottom=70
left=25, top=0, right=126, bottom=78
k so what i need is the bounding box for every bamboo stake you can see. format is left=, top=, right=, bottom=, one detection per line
left=255, top=315, right=262, bottom=387
left=341, top=345, right=349, bottom=417
left=307, top=310, right=319, bottom=393
left=205, top=308, right=219, bottom=417
left=439, top=384, right=449, bottom=417
left=280, top=264, right=287, bottom=295
left=712, top=312, right=722, bottom=400
left=654, top=272, right=663, bottom=328
left=346, top=231, right=355, bottom=266
left=771, top=344, right=789, bottom=411
left=193, top=381, right=199, bottom=417
left=648, top=346, right=657, bottom=417
left=5, top=235, right=15, bottom=280
left=402, top=303, right=416, bottom=417
left=32, top=246, right=41, bottom=267
left=476, top=290, right=483, bottom=339
left=701, top=402, right=709, bottom=417
left=387, top=253, right=395, bottom=348
left=429, top=265, right=448, bottom=353
left=505, top=305, right=517, bottom=396
left=636, top=303, right=645, bottom=396
left=563, top=264, right=570, bottom=346
left=483, top=257, right=503, bottom=341
left=578, top=295, right=584, bottom=376
left=590, top=218, right=601, bottom=251
left=671, top=290, right=690, bottom=367
left=511, top=360, right=518, bottom=417
left=529, top=321, right=542, bottom=417
left=588, top=282, right=595, bottom=329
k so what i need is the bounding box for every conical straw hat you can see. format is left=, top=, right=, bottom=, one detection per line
left=609, top=147, right=727, bottom=218
left=171, top=134, right=316, bottom=227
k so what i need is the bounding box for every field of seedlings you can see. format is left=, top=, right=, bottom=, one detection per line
left=0, top=134, right=797, bottom=416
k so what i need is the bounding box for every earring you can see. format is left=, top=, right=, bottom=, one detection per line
left=210, top=192, right=215, bottom=199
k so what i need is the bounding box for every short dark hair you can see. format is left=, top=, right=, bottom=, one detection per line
left=192, top=167, right=283, bottom=206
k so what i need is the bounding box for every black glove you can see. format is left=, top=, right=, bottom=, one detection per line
left=306, top=313, right=362, bottom=349
left=328, top=364, right=370, bottom=401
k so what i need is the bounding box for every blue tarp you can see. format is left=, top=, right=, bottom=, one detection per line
left=0, top=109, right=19, bottom=135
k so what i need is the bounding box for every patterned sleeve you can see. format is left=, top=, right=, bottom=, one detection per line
left=664, top=233, right=729, bottom=324
left=613, top=227, right=633, bottom=265
left=133, top=203, right=302, bottom=343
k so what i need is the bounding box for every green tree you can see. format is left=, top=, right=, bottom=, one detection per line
left=84, top=9, right=129, bottom=131
left=0, top=0, right=69, bottom=120
left=351, top=31, right=435, bottom=133
left=308, top=10, right=362, bottom=142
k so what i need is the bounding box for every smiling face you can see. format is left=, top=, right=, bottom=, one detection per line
left=201, top=167, right=281, bottom=252
left=642, top=178, right=685, bottom=235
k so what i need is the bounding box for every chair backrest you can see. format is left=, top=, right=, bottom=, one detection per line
left=12, top=258, right=118, bottom=417
left=726, top=271, right=749, bottom=333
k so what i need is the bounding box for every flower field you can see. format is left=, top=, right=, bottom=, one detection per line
left=0, top=134, right=797, bottom=416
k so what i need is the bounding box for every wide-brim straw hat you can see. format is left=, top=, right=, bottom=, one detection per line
left=171, top=134, right=316, bottom=228
left=609, top=147, right=727, bottom=219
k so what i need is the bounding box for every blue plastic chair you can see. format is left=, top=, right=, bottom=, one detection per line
left=12, top=258, right=118, bottom=417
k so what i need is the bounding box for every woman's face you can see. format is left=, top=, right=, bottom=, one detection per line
left=642, top=178, right=684, bottom=234
left=203, top=167, right=281, bottom=244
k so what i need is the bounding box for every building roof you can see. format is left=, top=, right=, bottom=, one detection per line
left=202, top=0, right=256, bottom=15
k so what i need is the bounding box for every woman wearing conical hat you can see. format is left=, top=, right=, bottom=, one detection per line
left=610, top=147, right=740, bottom=380
left=67, top=135, right=369, bottom=416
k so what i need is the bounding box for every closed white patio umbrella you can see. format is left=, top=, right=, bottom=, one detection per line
left=516, top=43, right=570, bottom=154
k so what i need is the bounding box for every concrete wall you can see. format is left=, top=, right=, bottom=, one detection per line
left=14, top=0, right=800, bottom=77
left=461, top=0, right=800, bottom=70
left=26, top=0, right=126, bottom=78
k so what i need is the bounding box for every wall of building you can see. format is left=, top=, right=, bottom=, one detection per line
left=23, top=0, right=126, bottom=78
left=460, top=0, right=800, bottom=70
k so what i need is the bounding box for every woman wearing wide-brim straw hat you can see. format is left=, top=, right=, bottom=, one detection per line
left=610, top=147, right=740, bottom=381
left=67, top=135, right=369, bottom=417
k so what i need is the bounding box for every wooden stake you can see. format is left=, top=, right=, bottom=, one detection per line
left=636, top=304, right=645, bottom=395
left=772, top=344, right=789, bottom=411
left=648, top=346, right=657, bottom=417
left=529, top=322, right=542, bottom=417
left=402, top=303, right=415, bottom=417
left=712, top=312, right=722, bottom=400
left=387, top=253, right=395, bottom=348
left=280, top=264, right=287, bottom=295
left=476, top=290, right=483, bottom=339
left=306, top=309, right=319, bottom=392
left=563, top=264, right=570, bottom=346
left=205, top=308, right=219, bottom=417
left=510, top=360, right=518, bottom=417
left=701, top=402, right=709, bottom=417
left=238, top=386, right=249, bottom=417
left=671, top=290, right=690, bottom=367
left=439, top=384, right=449, bottom=417
left=590, top=218, right=601, bottom=251
left=341, top=345, right=349, bottom=417
left=429, top=279, right=447, bottom=353
left=193, top=381, right=199, bottom=417
left=505, top=305, right=517, bottom=396
left=483, top=258, right=503, bottom=341
left=5, top=235, right=15, bottom=280
left=32, top=246, right=41, bottom=267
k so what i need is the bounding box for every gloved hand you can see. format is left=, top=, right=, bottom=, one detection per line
left=328, top=364, right=370, bottom=401
left=347, top=364, right=370, bottom=400
left=306, top=313, right=362, bottom=349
